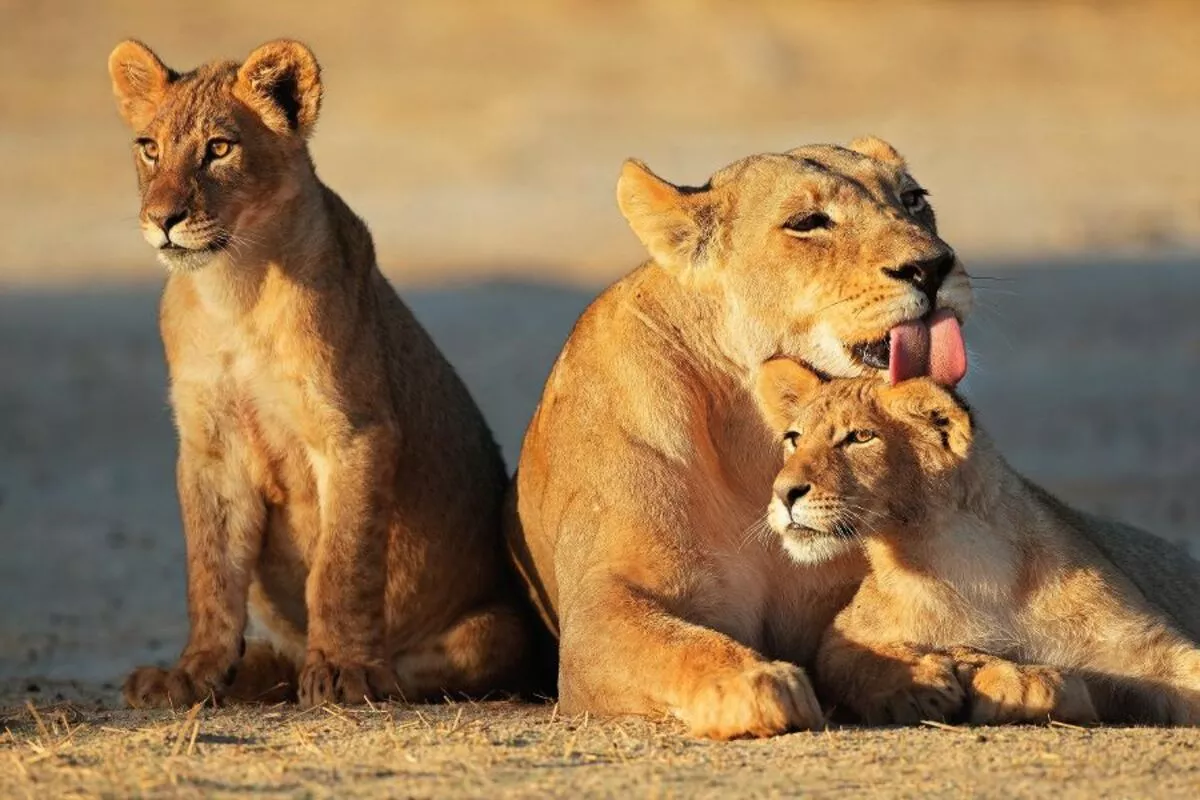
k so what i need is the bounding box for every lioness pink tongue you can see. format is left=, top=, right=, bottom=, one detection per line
left=887, top=309, right=967, bottom=386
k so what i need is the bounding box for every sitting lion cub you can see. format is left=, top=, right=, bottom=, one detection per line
left=754, top=359, right=1200, bottom=725
left=108, top=40, right=535, bottom=708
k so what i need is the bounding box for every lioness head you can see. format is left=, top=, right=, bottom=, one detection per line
left=617, top=139, right=971, bottom=385
left=753, top=358, right=974, bottom=563
left=107, top=39, right=322, bottom=272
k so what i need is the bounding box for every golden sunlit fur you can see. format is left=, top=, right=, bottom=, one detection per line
left=755, top=361, right=1200, bottom=726
left=109, top=40, right=537, bottom=708
left=507, top=140, right=972, bottom=738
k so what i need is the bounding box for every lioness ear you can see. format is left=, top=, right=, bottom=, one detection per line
left=754, top=358, right=825, bottom=432
left=881, top=379, right=973, bottom=458
left=848, top=136, right=906, bottom=169
left=108, top=40, right=174, bottom=130
left=617, top=159, right=712, bottom=268
left=236, top=40, right=322, bottom=137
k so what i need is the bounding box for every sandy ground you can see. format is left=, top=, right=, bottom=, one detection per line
left=2, top=256, right=1200, bottom=796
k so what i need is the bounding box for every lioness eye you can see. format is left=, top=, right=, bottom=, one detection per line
left=901, top=188, right=929, bottom=214
left=138, top=139, right=159, bottom=162
left=844, top=429, right=876, bottom=446
left=783, top=430, right=801, bottom=450
left=783, top=212, right=833, bottom=234
left=207, top=139, right=233, bottom=159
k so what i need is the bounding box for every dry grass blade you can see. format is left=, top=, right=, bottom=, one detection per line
left=919, top=719, right=965, bottom=732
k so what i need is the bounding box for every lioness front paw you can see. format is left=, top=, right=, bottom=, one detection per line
left=123, top=649, right=238, bottom=709
left=678, top=661, right=824, bottom=740
left=851, top=651, right=965, bottom=725
left=965, top=661, right=1097, bottom=725
left=298, top=652, right=401, bottom=707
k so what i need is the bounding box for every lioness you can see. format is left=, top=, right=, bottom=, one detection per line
left=108, top=40, right=534, bottom=707
left=507, top=139, right=972, bottom=738
left=755, top=360, right=1200, bottom=725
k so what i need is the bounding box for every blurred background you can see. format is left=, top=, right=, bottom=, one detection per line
left=1, top=1, right=1198, bottom=696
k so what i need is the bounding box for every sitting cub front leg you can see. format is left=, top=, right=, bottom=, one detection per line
left=124, top=443, right=265, bottom=708
left=299, top=431, right=401, bottom=707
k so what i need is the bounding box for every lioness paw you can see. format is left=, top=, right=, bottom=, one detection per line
left=966, top=661, right=1097, bottom=725
left=678, top=661, right=824, bottom=740
left=298, top=652, right=401, bottom=707
left=123, top=650, right=238, bottom=709
left=857, top=652, right=965, bottom=725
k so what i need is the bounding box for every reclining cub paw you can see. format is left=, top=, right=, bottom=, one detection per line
left=678, top=661, right=824, bottom=740
left=298, top=652, right=401, bottom=707
left=858, top=652, right=965, bottom=725
left=966, top=661, right=1097, bottom=725
left=123, top=650, right=238, bottom=709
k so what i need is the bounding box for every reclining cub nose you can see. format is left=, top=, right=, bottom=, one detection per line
left=775, top=482, right=811, bottom=509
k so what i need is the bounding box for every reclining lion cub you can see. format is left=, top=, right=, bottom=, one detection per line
left=508, top=138, right=972, bottom=738
left=755, top=360, right=1200, bottom=725
left=108, top=39, right=534, bottom=707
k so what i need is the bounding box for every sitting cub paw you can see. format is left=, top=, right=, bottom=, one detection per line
left=677, top=661, right=824, bottom=740
left=123, top=649, right=238, bottom=709
left=854, top=651, right=966, bottom=725
left=298, top=651, right=401, bottom=707
left=965, top=661, right=1097, bottom=725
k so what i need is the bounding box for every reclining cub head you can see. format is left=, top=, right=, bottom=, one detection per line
left=108, top=39, right=323, bottom=272
left=753, top=358, right=974, bottom=564
left=617, top=138, right=972, bottom=384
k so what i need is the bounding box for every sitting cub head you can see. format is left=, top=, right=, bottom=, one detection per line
left=753, top=358, right=974, bottom=564
left=616, top=139, right=972, bottom=384
left=107, top=39, right=323, bottom=271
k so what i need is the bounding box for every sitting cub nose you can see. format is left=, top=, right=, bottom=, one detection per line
left=883, top=250, right=956, bottom=301
left=774, top=482, right=811, bottom=510
left=147, top=207, right=188, bottom=236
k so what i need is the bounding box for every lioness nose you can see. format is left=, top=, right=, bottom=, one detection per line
left=883, top=251, right=956, bottom=300
left=775, top=482, right=811, bottom=509
left=148, top=208, right=188, bottom=236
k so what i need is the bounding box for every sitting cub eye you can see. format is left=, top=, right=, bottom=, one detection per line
left=783, top=211, right=833, bottom=234
left=901, top=188, right=929, bottom=214
left=207, top=139, right=234, bottom=160
left=842, top=429, right=877, bottom=446
left=783, top=430, right=801, bottom=452
left=137, top=139, right=159, bottom=163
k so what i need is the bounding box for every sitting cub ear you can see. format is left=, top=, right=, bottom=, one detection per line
left=754, top=358, right=825, bottom=432
left=617, top=160, right=713, bottom=269
left=108, top=40, right=175, bottom=130
left=880, top=379, right=973, bottom=458
left=235, top=40, right=322, bottom=137
left=848, top=136, right=906, bottom=169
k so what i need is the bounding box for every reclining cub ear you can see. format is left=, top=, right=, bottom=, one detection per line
left=108, top=40, right=175, bottom=130
left=880, top=379, right=973, bottom=458
left=617, top=160, right=712, bottom=268
left=236, top=40, right=322, bottom=137
left=754, top=358, right=825, bottom=432
left=848, top=136, right=906, bottom=169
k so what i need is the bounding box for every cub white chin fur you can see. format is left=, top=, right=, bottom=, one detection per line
left=768, top=498, right=856, bottom=564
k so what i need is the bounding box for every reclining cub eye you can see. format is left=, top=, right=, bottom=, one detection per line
left=843, top=429, right=876, bottom=446
left=901, top=188, right=929, bottom=214
left=783, top=212, right=832, bottom=234
left=783, top=430, right=801, bottom=451
left=207, top=139, right=234, bottom=160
